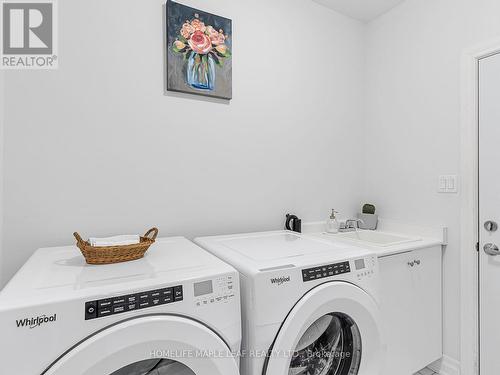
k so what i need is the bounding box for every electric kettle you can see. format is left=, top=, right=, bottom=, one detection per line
left=285, top=214, right=302, bottom=233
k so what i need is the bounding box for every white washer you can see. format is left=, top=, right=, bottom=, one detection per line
left=195, top=230, right=384, bottom=375
left=0, top=237, right=241, bottom=375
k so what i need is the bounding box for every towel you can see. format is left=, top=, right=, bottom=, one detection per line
left=89, top=234, right=140, bottom=247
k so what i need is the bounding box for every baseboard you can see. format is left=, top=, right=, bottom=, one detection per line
left=428, top=355, right=461, bottom=375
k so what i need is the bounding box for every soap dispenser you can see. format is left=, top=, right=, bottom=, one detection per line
left=326, top=209, right=340, bottom=234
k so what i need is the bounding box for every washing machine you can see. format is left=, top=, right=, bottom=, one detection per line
left=0, top=237, right=241, bottom=375
left=195, top=230, right=384, bottom=375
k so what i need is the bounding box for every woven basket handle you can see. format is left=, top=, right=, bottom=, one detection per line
left=73, top=232, right=85, bottom=244
left=144, top=227, right=159, bottom=240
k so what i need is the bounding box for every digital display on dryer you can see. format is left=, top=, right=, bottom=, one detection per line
left=355, top=259, right=365, bottom=270
left=194, top=280, right=213, bottom=297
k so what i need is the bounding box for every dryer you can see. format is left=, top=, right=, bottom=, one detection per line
left=195, top=230, right=383, bottom=375
left=0, top=237, right=241, bottom=375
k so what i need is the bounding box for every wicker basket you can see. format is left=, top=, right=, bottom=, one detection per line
left=73, top=228, right=159, bottom=265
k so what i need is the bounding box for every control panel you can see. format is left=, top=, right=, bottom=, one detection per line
left=355, top=256, right=377, bottom=280
left=195, top=275, right=235, bottom=307
left=85, top=285, right=183, bottom=320
left=302, top=261, right=351, bottom=282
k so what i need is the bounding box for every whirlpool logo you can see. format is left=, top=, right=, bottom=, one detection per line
left=16, top=313, right=56, bottom=329
left=270, top=276, right=291, bottom=286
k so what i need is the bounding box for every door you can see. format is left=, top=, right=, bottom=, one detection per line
left=262, top=282, right=383, bottom=375
left=42, top=315, right=239, bottom=375
left=479, top=53, right=500, bottom=375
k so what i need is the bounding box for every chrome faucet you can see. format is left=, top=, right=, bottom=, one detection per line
left=339, top=219, right=365, bottom=232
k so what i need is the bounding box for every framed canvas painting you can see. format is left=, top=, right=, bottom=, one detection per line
left=166, top=1, right=232, bottom=100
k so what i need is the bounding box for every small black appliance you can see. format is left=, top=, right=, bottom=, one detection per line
left=285, top=214, right=302, bottom=233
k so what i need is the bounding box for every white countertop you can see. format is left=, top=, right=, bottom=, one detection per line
left=302, top=218, right=446, bottom=258
left=305, top=232, right=442, bottom=258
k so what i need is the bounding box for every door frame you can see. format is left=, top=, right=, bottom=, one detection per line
left=460, top=38, right=500, bottom=375
left=0, top=70, right=4, bottom=287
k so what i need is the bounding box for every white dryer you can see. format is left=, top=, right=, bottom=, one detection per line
left=195, top=230, right=383, bottom=375
left=0, top=237, right=241, bottom=375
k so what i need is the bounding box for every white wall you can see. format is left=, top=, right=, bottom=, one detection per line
left=364, top=0, right=500, bottom=362
left=1, top=0, right=366, bottom=285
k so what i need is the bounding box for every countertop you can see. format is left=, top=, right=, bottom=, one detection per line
left=302, top=218, right=446, bottom=258
left=305, top=232, right=443, bottom=258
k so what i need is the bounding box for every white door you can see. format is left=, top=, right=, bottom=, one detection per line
left=479, top=53, right=500, bottom=375
left=263, top=282, right=383, bottom=375
left=42, top=315, right=239, bottom=375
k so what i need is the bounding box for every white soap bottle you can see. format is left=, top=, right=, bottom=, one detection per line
left=326, top=209, right=340, bottom=234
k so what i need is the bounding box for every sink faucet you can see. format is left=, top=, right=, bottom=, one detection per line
left=339, top=219, right=365, bottom=233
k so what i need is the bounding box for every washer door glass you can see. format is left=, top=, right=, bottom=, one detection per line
left=110, top=359, right=196, bottom=375
left=289, top=313, right=362, bottom=375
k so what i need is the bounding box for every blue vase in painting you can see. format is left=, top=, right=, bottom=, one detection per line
left=186, top=53, right=215, bottom=91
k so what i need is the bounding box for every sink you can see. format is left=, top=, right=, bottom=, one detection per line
left=331, top=230, right=421, bottom=247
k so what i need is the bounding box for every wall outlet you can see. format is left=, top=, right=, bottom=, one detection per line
left=438, top=175, right=458, bottom=193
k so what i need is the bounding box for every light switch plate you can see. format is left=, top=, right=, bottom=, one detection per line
left=438, top=175, right=458, bottom=193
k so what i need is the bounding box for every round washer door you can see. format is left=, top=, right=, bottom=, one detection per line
left=264, top=282, right=383, bottom=375
left=43, top=315, right=239, bottom=375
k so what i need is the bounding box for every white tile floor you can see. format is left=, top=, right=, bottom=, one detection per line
left=414, top=368, right=438, bottom=375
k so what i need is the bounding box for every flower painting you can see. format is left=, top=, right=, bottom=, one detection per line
left=166, top=1, right=232, bottom=100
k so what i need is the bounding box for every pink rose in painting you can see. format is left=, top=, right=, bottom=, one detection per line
left=191, top=18, right=206, bottom=32
left=204, top=25, right=226, bottom=46
left=181, top=22, right=195, bottom=39
left=210, top=32, right=226, bottom=46
left=188, top=31, right=212, bottom=54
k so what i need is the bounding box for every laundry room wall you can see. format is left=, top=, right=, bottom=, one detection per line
left=363, top=0, right=500, bottom=365
left=0, top=0, right=366, bottom=286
